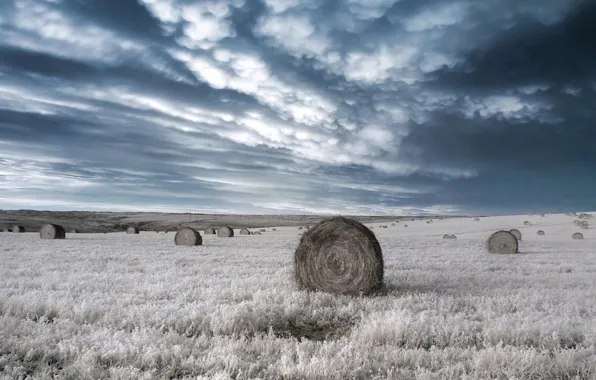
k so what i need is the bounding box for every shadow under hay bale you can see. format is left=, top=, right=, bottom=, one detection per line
left=537, top=230, right=545, bottom=236
left=509, top=229, right=522, bottom=241
left=239, top=228, right=250, bottom=235
left=126, top=227, right=139, bottom=235
left=294, top=216, right=383, bottom=296
left=572, top=232, right=584, bottom=240
left=13, top=226, right=25, bottom=233
left=217, top=226, right=234, bottom=238
left=40, top=224, right=66, bottom=240
left=175, top=227, right=202, bottom=246
left=487, top=231, right=518, bottom=254
left=204, top=228, right=215, bottom=234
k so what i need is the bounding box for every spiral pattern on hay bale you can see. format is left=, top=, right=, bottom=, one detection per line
left=509, top=229, right=522, bottom=241
left=175, top=227, right=202, bottom=246
left=487, top=231, right=518, bottom=254
left=239, top=228, right=250, bottom=235
left=294, top=217, right=383, bottom=296
left=217, top=226, right=234, bottom=238
left=572, top=232, right=584, bottom=240
left=204, top=228, right=215, bottom=234
left=126, top=227, right=139, bottom=234
left=536, top=230, right=545, bottom=236
left=12, top=226, right=25, bottom=233
left=40, top=224, right=66, bottom=240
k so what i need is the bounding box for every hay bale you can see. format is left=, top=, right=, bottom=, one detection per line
left=175, top=227, right=202, bottom=246
left=40, top=224, right=66, bottom=240
left=272, top=228, right=277, bottom=231
left=204, top=228, right=216, bottom=235
left=260, top=229, right=266, bottom=232
left=404, top=224, right=408, bottom=227
left=426, top=221, right=431, bottom=224
left=536, top=230, right=545, bottom=236
left=391, top=223, right=395, bottom=226
left=3, top=228, right=12, bottom=232
left=443, top=234, right=450, bottom=239
left=294, top=217, right=383, bottom=296
left=126, top=227, right=139, bottom=234
left=253, top=231, right=261, bottom=235
left=239, top=228, right=250, bottom=235
left=487, top=231, right=518, bottom=254
left=572, top=232, right=584, bottom=240
left=217, top=226, right=234, bottom=238
left=523, top=221, right=532, bottom=226
left=12, top=226, right=25, bottom=233
left=449, top=235, right=457, bottom=240
left=70, top=229, right=79, bottom=233
left=509, top=229, right=522, bottom=241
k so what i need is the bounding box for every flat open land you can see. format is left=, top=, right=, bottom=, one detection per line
left=1, top=213, right=595, bottom=379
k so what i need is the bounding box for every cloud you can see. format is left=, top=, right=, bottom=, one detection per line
left=0, top=0, right=594, bottom=215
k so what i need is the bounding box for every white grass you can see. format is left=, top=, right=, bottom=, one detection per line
left=1, top=213, right=595, bottom=379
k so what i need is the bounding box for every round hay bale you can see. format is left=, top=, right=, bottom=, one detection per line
left=523, top=221, right=532, bottom=226
left=239, top=228, right=250, bottom=235
left=272, top=228, right=277, bottom=231
left=260, top=229, right=266, bottom=232
left=572, top=232, right=584, bottom=240
left=70, top=229, right=79, bottom=233
left=509, top=229, right=522, bottom=241
left=253, top=231, right=261, bottom=235
left=536, top=230, right=545, bottom=236
left=126, top=227, right=139, bottom=234
left=175, top=227, right=202, bottom=246
left=294, top=217, right=383, bottom=296
left=204, top=228, right=216, bottom=235
left=443, top=234, right=450, bottom=239
left=40, top=224, right=66, bottom=240
left=426, top=221, right=431, bottom=224
left=449, top=235, right=457, bottom=240
left=391, top=223, right=395, bottom=226
left=487, top=231, right=518, bottom=254
left=217, top=226, right=234, bottom=238
left=12, top=226, right=25, bottom=233
left=3, top=228, right=13, bottom=232
left=404, top=224, right=408, bottom=227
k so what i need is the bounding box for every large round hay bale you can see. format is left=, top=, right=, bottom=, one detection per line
left=509, top=229, right=522, bottom=241
left=40, top=224, right=66, bottom=240
left=12, top=226, right=25, bottom=233
left=572, top=232, right=584, bottom=240
left=443, top=234, right=450, bottom=239
left=487, top=231, right=518, bottom=254
left=239, top=228, right=250, bottom=235
left=126, top=227, right=139, bottom=234
left=523, top=221, right=532, bottom=226
left=204, top=228, right=215, bottom=234
left=536, top=230, right=545, bottom=236
left=449, top=235, right=457, bottom=240
left=253, top=231, right=261, bottom=235
left=175, top=227, right=202, bottom=246
left=294, top=217, right=383, bottom=296
left=217, top=226, right=234, bottom=238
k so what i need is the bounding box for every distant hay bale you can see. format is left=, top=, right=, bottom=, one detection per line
left=253, top=231, right=261, bottom=235
left=536, top=230, right=545, bottom=236
left=12, top=226, right=25, bottom=233
left=574, top=220, right=589, bottom=229
left=391, top=223, right=395, bottom=226
left=70, top=229, right=79, bottom=233
left=443, top=234, right=450, bottom=239
left=40, top=224, right=66, bottom=240
left=487, top=231, right=518, bottom=254
left=260, top=229, right=266, bottom=232
left=239, top=228, right=251, bottom=235
left=272, top=228, right=277, bottom=231
left=449, top=235, right=457, bottom=240
left=523, top=221, right=532, bottom=226
left=3, top=228, right=12, bottom=232
left=404, top=224, right=408, bottom=227
left=383, top=226, right=388, bottom=229
left=298, top=227, right=303, bottom=230
left=217, top=226, right=234, bottom=238
left=474, top=218, right=480, bottom=222
left=426, top=221, right=431, bottom=224
left=204, top=228, right=215, bottom=235
left=572, top=232, right=584, bottom=240
left=175, top=227, right=202, bottom=246
left=509, top=229, right=522, bottom=241
left=578, top=213, right=593, bottom=220
left=540, top=213, right=546, bottom=217
left=126, top=227, right=139, bottom=234
left=294, top=217, right=383, bottom=296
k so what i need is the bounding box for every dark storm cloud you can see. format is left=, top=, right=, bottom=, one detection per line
left=0, top=0, right=594, bottom=214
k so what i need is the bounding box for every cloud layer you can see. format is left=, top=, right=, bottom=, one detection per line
left=1, top=0, right=595, bottom=215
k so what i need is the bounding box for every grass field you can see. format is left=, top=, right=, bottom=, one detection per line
left=1, top=213, right=595, bottom=379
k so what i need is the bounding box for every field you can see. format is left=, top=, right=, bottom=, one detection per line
left=1, top=213, right=595, bottom=379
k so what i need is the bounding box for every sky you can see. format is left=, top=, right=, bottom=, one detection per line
left=0, top=0, right=595, bottom=216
